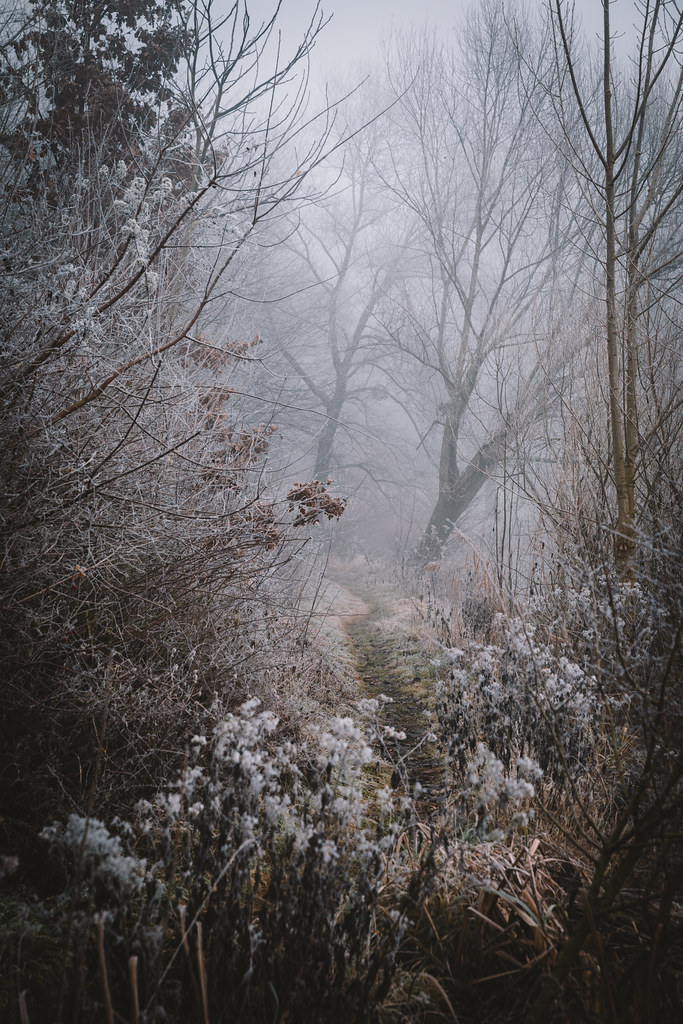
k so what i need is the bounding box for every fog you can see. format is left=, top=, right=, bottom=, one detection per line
left=209, top=0, right=672, bottom=571
left=242, top=0, right=638, bottom=88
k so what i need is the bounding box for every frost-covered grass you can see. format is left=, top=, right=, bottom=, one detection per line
left=2, top=551, right=680, bottom=1024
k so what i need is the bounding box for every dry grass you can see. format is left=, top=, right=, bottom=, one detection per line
left=377, top=831, right=578, bottom=1023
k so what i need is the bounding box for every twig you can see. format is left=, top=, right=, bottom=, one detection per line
left=129, top=956, right=140, bottom=1024
left=97, top=915, right=115, bottom=1024
left=196, top=922, right=210, bottom=1024
left=18, top=992, right=30, bottom=1024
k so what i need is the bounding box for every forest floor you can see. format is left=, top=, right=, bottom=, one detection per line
left=319, top=559, right=447, bottom=813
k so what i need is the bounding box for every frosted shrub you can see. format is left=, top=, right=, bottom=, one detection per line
left=435, top=560, right=682, bottom=869
left=436, top=616, right=601, bottom=784
left=32, top=700, right=434, bottom=1024
left=554, top=580, right=672, bottom=701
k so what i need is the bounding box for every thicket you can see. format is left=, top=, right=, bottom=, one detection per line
left=0, top=3, right=364, bottom=1018
left=416, top=519, right=682, bottom=1021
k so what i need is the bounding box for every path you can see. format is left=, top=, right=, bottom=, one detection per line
left=325, top=562, right=446, bottom=812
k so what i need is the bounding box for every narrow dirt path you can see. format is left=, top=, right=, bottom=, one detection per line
left=326, top=563, right=446, bottom=811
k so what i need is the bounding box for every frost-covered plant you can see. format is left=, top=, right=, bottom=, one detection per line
left=40, top=815, right=146, bottom=899
left=30, top=700, right=434, bottom=1024
left=459, top=743, right=542, bottom=838
left=436, top=617, right=601, bottom=784
left=354, top=694, right=437, bottom=804
left=528, top=573, right=671, bottom=675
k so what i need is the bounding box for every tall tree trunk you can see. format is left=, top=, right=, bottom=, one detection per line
left=603, top=6, right=635, bottom=575
left=313, top=387, right=346, bottom=480
left=420, top=412, right=460, bottom=558
left=624, top=265, right=639, bottom=528
left=418, top=427, right=504, bottom=561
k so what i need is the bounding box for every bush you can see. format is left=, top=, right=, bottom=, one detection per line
left=3, top=701, right=435, bottom=1024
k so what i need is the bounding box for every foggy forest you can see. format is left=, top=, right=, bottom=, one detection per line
left=0, top=0, right=681, bottom=1021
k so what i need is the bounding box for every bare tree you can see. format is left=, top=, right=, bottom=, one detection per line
left=544, top=0, right=683, bottom=572
left=178, top=0, right=328, bottom=179
left=382, top=1, right=564, bottom=559
left=262, top=107, right=412, bottom=486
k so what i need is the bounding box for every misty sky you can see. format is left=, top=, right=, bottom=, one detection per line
left=243, top=0, right=637, bottom=86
